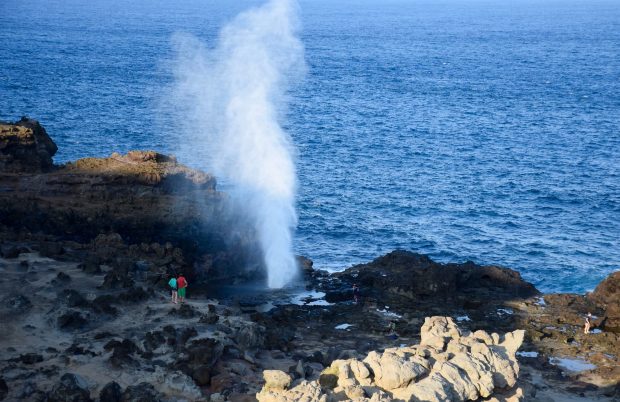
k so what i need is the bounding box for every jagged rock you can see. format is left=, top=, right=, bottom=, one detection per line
left=104, top=339, right=139, bottom=368
left=257, top=317, right=524, bottom=402
left=99, top=382, right=122, bottom=402
left=0, top=377, right=7, bottom=401
left=263, top=370, right=292, bottom=390
left=2, top=294, right=32, bottom=313
left=121, top=382, right=162, bottom=402
left=17, top=353, right=44, bottom=365
left=57, top=310, right=88, bottom=331
left=0, top=118, right=57, bottom=172
left=47, top=373, right=91, bottom=402
left=234, top=322, right=266, bottom=350
left=336, top=250, right=539, bottom=308
left=58, top=289, right=89, bottom=308
left=588, top=271, right=620, bottom=331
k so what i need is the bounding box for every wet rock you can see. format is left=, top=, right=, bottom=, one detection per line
left=121, top=382, right=162, bottom=402
left=57, top=310, right=88, bottom=331
left=99, top=381, right=122, bottom=402
left=47, top=373, right=91, bottom=402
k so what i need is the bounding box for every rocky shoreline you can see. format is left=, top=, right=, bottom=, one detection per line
left=1, top=119, right=618, bottom=401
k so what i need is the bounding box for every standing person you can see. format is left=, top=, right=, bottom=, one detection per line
left=177, top=273, right=188, bottom=304
left=352, top=283, right=361, bottom=304
left=168, top=275, right=178, bottom=304
left=584, top=312, right=592, bottom=334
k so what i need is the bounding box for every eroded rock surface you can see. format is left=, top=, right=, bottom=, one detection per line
left=257, top=317, right=525, bottom=402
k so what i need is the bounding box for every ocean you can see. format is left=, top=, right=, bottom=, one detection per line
left=1, top=0, right=619, bottom=293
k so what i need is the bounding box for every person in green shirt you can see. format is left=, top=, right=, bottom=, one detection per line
left=168, top=275, right=178, bottom=304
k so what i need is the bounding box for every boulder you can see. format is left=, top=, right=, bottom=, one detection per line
left=99, top=382, right=122, bottom=402
left=121, top=382, right=162, bottom=402
left=262, top=370, right=292, bottom=390
left=0, top=377, right=7, bottom=401
left=47, top=373, right=91, bottom=402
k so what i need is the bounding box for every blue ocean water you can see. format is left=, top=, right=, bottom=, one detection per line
left=1, top=0, right=619, bottom=293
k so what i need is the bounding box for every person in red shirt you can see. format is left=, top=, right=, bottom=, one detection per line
left=177, top=273, right=188, bottom=303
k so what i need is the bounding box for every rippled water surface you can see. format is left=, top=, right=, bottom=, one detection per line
left=1, top=0, right=619, bottom=292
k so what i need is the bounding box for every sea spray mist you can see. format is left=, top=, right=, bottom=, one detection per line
left=170, top=0, right=305, bottom=288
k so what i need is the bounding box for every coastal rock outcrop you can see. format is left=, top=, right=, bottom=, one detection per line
left=331, top=250, right=538, bottom=308
left=588, top=271, right=620, bottom=331
left=256, top=316, right=525, bottom=402
left=0, top=118, right=262, bottom=284
left=0, top=117, right=57, bottom=172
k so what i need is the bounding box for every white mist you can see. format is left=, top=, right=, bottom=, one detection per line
left=171, top=0, right=304, bottom=288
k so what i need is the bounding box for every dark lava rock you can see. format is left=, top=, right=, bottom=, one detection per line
left=55, top=271, right=71, bottom=283
left=143, top=331, right=166, bottom=353
left=100, top=271, right=132, bottom=290
left=79, top=256, right=102, bottom=275
left=65, top=344, right=96, bottom=357
left=0, top=246, right=21, bottom=259
left=47, top=373, right=91, bottom=402
left=117, top=286, right=151, bottom=303
left=121, top=382, right=162, bottom=402
left=99, top=381, right=122, bottom=402
left=104, top=339, right=139, bottom=368
left=39, top=241, right=65, bottom=258
left=179, top=327, right=198, bottom=346
left=168, top=303, right=196, bottom=318
left=2, top=294, right=32, bottom=313
left=18, top=353, right=44, bottom=365
left=58, top=289, right=88, bottom=308
left=337, top=250, right=539, bottom=306
left=191, top=366, right=212, bottom=386
left=57, top=310, right=88, bottom=331
left=233, top=322, right=266, bottom=350
left=90, top=295, right=117, bottom=315
left=0, top=377, right=7, bottom=401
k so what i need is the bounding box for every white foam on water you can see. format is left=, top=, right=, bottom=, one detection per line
left=456, top=315, right=471, bottom=322
left=549, top=357, right=596, bottom=372
left=516, top=351, right=539, bottom=358
left=335, top=323, right=353, bottom=330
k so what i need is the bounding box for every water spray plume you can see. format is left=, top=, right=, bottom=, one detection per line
left=171, top=0, right=304, bottom=288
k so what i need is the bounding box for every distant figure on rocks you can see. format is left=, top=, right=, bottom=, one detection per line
left=385, top=321, right=398, bottom=340
left=584, top=312, right=591, bottom=334
left=177, top=273, right=188, bottom=303
left=352, top=283, right=361, bottom=304
left=168, top=275, right=178, bottom=304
